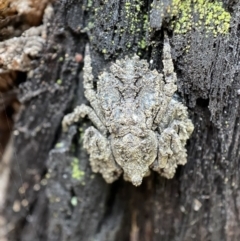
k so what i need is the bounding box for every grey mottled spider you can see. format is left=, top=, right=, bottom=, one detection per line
left=62, top=36, right=194, bottom=186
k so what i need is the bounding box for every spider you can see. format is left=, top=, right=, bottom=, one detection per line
left=62, top=36, right=194, bottom=186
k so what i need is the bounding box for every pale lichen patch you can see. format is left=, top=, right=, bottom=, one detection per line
left=171, top=0, right=231, bottom=37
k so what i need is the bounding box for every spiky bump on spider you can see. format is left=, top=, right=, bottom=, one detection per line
left=62, top=36, right=194, bottom=186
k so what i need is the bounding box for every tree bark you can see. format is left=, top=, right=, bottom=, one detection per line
left=2, top=0, right=240, bottom=241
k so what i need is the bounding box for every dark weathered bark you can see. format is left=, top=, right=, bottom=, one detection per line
left=3, top=0, right=240, bottom=241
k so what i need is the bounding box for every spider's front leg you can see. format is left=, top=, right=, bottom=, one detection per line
left=162, top=34, right=177, bottom=95
left=151, top=99, right=194, bottom=178
left=83, top=126, right=122, bottom=183
left=62, top=104, right=107, bottom=135
left=62, top=45, right=107, bottom=134
left=83, top=45, right=105, bottom=123
left=154, top=34, right=178, bottom=125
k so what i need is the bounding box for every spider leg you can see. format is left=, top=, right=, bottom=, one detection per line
left=83, top=126, right=122, bottom=183
left=62, top=104, right=107, bottom=135
left=154, top=34, right=178, bottom=125
left=162, top=33, right=177, bottom=90
left=151, top=99, right=194, bottom=178
left=83, top=45, right=105, bottom=123
left=62, top=45, right=107, bottom=134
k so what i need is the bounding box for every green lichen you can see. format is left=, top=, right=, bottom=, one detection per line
left=87, top=0, right=93, bottom=8
left=138, top=14, right=149, bottom=49
left=139, top=39, right=147, bottom=49
left=58, top=57, right=64, bottom=62
left=71, top=157, right=85, bottom=181
left=71, top=196, right=78, bottom=206
left=124, top=1, right=146, bottom=36
left=55, top=142, right=64, bottom=148
left=87, top=21, right=95, bottom=30
left=170, top=0, right=231, bottom=37
left=56, top=79, right=62, bottom=85
left=88, top=0, right=149, bottom=56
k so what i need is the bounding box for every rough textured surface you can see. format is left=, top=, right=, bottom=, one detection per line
left=84, top=0, right=150, bottom=58
left=0, top=0, right=51, bottom=41
left=62, top=38, right=194, bottom=186
left=0, top=0, right=50, bottom=26
left=2, top=0, right=240, bottom=241
left=1, top=2, right=86, bottom=240
left=0, top=4, right=53, bottom=161
left=0, top=4, right=53, bottom=73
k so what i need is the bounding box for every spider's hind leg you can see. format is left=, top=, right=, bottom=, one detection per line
left=151, top=99, right=194, bottom=178
left=83, top=126, right=122, bottom=183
